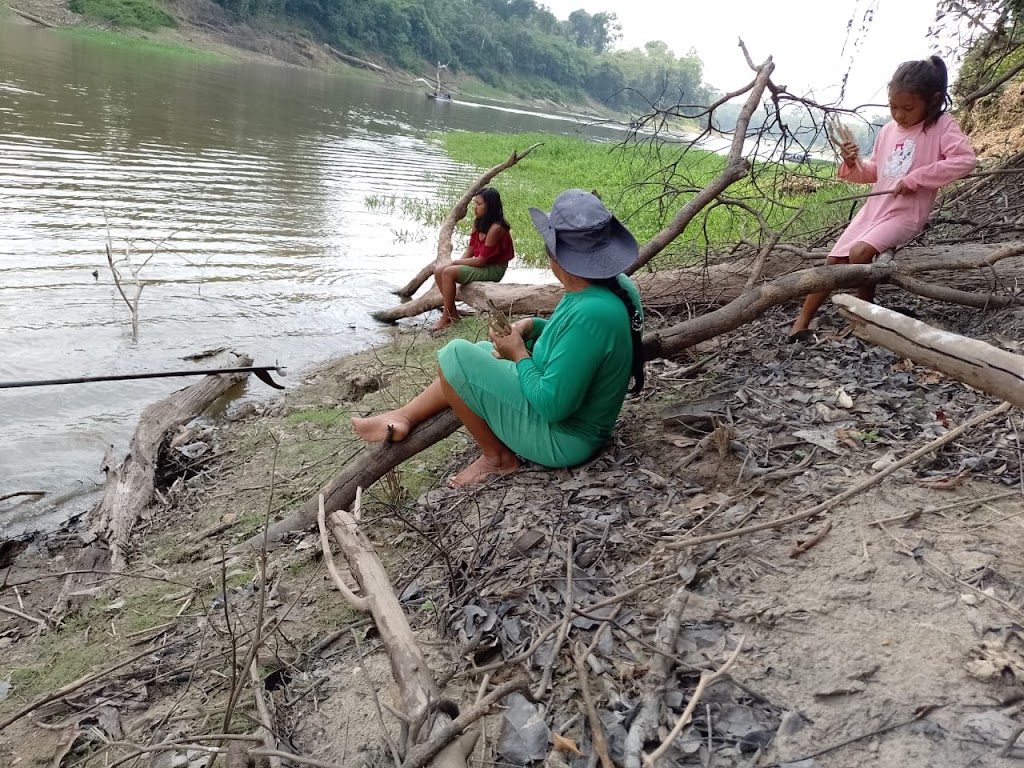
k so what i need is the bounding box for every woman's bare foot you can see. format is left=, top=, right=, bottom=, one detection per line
left=449, top=453, right=520, bottom=487
left=431, top=311, right=461, bottom=332
left=352, top=413, right=412, bottom=443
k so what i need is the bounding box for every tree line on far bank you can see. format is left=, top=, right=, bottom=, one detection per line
left=212, top=0, right=718, bottom=118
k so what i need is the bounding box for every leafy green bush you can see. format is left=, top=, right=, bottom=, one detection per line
left=69, top=0, right=176, bottom=31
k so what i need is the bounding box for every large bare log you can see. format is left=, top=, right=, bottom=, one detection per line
left=835, top=295, right=1024, bottom=408
left=234, top=250, right=1024, bottom=547
left=54, top=357, right=252, bottom=615
left=374, top=285, right=445, bottom=324
left=628, top=56, right=775, bottom=273
left=230, top=410, right=460, bottom=554
left=374, top=254, right=797, bottom=324
left=393, top=144, right=542, bottom=301
left=642, top=263, right=883, bottom=359
left=380, top=242, right=1024, bottom=324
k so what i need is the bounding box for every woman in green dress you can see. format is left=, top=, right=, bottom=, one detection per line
left=353, top=189, right=644, bottom=486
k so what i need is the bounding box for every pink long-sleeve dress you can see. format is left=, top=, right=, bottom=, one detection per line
left=830, top=113, right=976, bottom=260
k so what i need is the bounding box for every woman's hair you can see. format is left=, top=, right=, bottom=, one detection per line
left=889, top=55, right=950, bottom=129
left=474, top=187, right=510, bottom=234
left=591, top=276, right=645, bottom=394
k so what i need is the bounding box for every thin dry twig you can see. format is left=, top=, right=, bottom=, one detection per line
left=643, top=637, right=745, bottom=766
left=788, top=520, right=833, bottom=558
left=574, top=627, right=614, bottom=768
left=0, top=602, right=48, bottom=629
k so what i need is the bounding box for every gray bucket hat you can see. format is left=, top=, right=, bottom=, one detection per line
left=528, top=189, right=639, bottom=279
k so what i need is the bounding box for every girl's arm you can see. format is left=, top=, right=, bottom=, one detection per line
left=901, top=118, right=977, bottom=192
left=837, top=131, right=881, bottom=184
left=450, top=257, right=489, bottom=267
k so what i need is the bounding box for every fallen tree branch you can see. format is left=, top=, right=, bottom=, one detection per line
left=230, top=410, right=460, bottom=553
left=53, top=358, right=252, bottom=616
left=665, top=401, right=1013, bottom=550
left=7, top=4, right=57, bottom=26
left=400, top=679, right=530, bottom=768
left=575, top=630, right=615, bottom=768
left=788, top=520, right=833, bottom=558
left=0, top=603, right=48, bottom=629
left=835, top=295, right=1024, bottom=408
left=629, top=55, right=775, bottom=273
left=624, top=588, right=689, bottom=768
left=392, top=144, right=542, bottom=301
left=890, top=273, right=1016, bottom=309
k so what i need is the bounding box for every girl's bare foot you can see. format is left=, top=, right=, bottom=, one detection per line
left=352, top=413, right=412, bottom=443
left=431, top=311, right=460, bottom=332
left=449, top=453, right=520, bottom=487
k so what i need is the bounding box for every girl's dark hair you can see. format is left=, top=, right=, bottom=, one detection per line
left=592, top=276, right=645, bottom=394
left=889, top=55, right=950, bottom=129
left=475, top=187, right=510, bottom=234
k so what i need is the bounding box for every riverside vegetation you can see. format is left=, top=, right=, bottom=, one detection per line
left=370, top=131, right=854, bottom=269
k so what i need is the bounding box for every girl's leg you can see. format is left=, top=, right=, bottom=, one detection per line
left=352, top=377, right=447, bottom=443
left=847, top=241, right=879, bottom=302
left=790, top=291, right=829, bottom=336
left=431, top=265, right=463, bottom=330
left=789, top=243, right=877, bottom=336
left=439, top=370, right=519, bottom=486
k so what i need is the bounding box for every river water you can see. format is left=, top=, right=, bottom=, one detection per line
left=0, top=21, right=626, bottom=535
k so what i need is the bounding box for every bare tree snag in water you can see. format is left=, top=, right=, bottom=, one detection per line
left=835, top=295, right=1024, bottom=408
left=390, top=144, right=542, bottom=302
left=54, top=356, right=253, bottom=615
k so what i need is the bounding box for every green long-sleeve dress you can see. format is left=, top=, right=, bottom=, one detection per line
left=437, top=275, right=642, bottom=467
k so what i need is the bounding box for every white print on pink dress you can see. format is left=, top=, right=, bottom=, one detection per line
left=884, top=139, right=916, bottom=178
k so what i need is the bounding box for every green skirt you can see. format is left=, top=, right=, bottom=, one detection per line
left=456, top=262, right=507, bottom=284
left=437, top=339, right=597, bottom=468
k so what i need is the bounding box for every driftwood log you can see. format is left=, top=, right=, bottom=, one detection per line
left=382, top=143, right=541, bottom=307
left=376, top=241, right=1024, bottom=324
left=836, top=295, right=1024, bottom=408
left=54, top=356, right=252, bottom=614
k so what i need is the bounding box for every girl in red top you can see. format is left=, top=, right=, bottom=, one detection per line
left=432, top=187, right=514, bottom=331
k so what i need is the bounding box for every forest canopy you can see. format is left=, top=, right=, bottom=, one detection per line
left=211, top=0, right=712, bottom=113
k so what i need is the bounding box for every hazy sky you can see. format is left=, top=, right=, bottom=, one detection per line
left=540, top=0, right=955, bottom=108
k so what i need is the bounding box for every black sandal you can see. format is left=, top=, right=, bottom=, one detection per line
left=786, top=329, right=815, bottom=344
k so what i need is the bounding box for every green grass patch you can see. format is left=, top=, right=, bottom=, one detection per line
left=68, top=0, right=176, bottom=31
left=58, top=28, right=226, bottom=61
left=286, top=407, right=346, bottom=427
left=409, top=131, right=859, bottom=268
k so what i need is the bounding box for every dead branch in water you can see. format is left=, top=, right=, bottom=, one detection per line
left=388, top=143, right=542, bottom=303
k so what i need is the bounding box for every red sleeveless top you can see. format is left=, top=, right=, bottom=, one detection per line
left=470, top=227, right=514, bottom=264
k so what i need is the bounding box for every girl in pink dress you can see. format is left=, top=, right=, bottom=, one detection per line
left=790, top=56, right=977, bottom=339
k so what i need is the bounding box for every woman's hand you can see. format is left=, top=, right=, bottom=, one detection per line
left=892, top=179, right=911, bottom=196
left=511, top=318, right=534, bottom=339
left=839, top=141, right=860, bottom=167
left=489, top=326, right=529, bottom=363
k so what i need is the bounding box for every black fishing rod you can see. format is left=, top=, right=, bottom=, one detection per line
left=0, top=365, right=287, bottom=390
